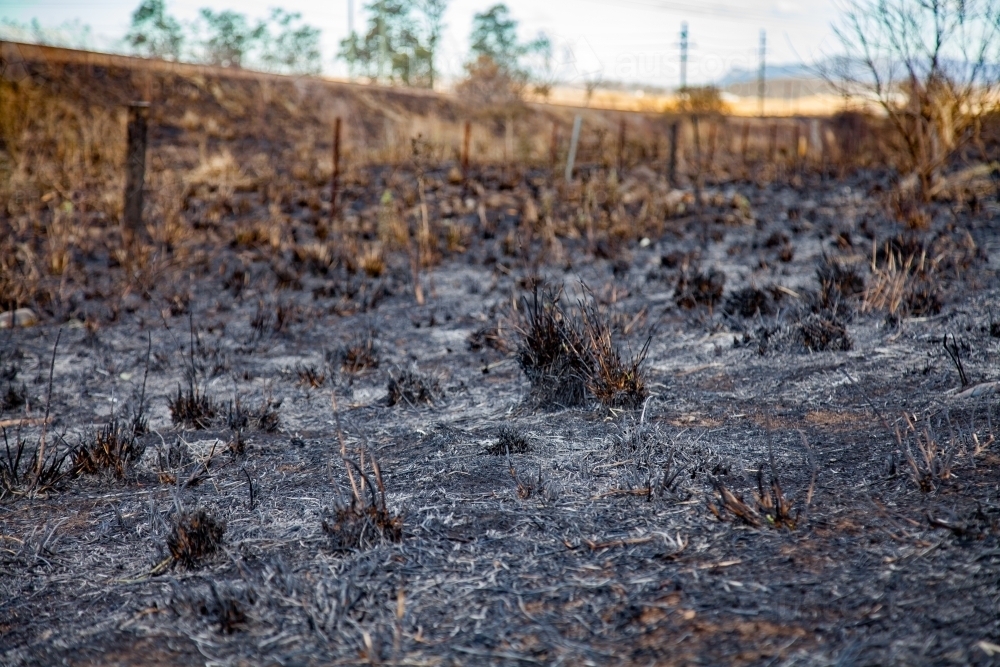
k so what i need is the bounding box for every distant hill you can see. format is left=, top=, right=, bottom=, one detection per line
left=717, top=63, right=818, bottom=87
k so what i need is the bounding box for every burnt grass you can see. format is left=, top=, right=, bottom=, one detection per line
left=4, top=173, right=1000, bottom=667
left=4, top=78, right=1000, bottom=667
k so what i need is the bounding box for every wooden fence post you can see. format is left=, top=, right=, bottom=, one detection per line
left=565, top=114, right=582, bottom=182
left=549, top=122, right=559, bottom=170
left=123, top=101, right=150, bottom=244
left=692, top=115, right=702, bottom=209
left=617, top=118, right=626, bottom=173
left=461, top=120, right=471, bottom=179
left=330, top=116, right=342, bottom=223
left=740, top=121, right=750, bottom=169
left=707, top=119, right=718, bottom=176
left=668, top=121, right=679, bottom=187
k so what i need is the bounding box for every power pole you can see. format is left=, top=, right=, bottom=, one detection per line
left=679, top=22, right=689, bottom=93
left=757, top=29, right=766, bottom=117
left=378, top=1, right=387, bottom=83
left=347, top=0, right=356, bottom=79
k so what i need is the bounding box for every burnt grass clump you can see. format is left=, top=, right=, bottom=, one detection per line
left=516, top=288, right=590, bottom=408
left=169, top=382, right=219, bottom=430
left=226, top=398, right=280, bottom=433
left=72, top=415, right=146, bottom=479
left=516, top=286, right=649, bottom=410
left=486, top=425, right=532, bottom=455
left=386, top=368, right=440, bottom=406
left=1, top=430, right=72, bottom=499
left=724, top=286, right=780, bottom=319
left=322, top=457, right=402, bottom=550
left=1, top=383, right=27, bottom=412
left=335, top=334, right=379, bottom=372
left=675, top=267, right=726, bottom=309
left=167, top=510, right=226, bottom=569
left=798, top=314, right=853, bottom=352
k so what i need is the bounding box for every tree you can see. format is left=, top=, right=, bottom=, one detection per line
left=824, top=0, right=1000, bottom=197
left=455, top=55, right=524, bottom=110
left=469, top=3, right=550, bottom=80
left=461, top=4, right=551, bottom=108
left=196, top=8, right=266, bottom=68
left=338, top=0, right=444, bottom=87
left=125, top=0, right=183, bottom=60
left=259, top=9, right=322, bottom=75
left=420, top=0, right=447, bottom=89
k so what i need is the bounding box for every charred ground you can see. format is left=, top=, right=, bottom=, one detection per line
left=3, top=49, right=1000, bottom=666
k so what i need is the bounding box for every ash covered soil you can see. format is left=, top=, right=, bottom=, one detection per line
left=4, top=166, right=1000, bottom=666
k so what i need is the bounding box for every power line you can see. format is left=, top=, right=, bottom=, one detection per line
left=576, top=0, right=805, bottom=24
left=758, top=29, right=766, bottom=116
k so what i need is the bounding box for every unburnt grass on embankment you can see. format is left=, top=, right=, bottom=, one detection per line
left=3, top=46, right=1000, bottom=666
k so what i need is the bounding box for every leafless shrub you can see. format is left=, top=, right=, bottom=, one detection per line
left=824, top=0, right=1000, bottom=198
left=167, top=509, right=226, bottom=569
left=942, top=334, right=971, bottom=387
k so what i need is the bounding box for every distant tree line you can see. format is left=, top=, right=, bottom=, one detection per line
left=5, top=0, right=553, bottom=101
left=125, top=0, right=322, bottom=75
left=123, top=0, right=551, bottom=99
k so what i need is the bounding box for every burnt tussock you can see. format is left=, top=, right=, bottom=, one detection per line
left=169, top=383, right=218, bottom=430
left=798, top=314, right=853, bottom=352
left=486, top=425, right=532, bottom=455
left=167, top=510, right=226, bottom=569
left=724, top=286, right=779, bottom=319
left=334, top=333, right=380, bottom=373
left=515, top=285, right=649, bottom=410
left=226, top=397, right=281, bottom=433
left=72, top=416, right=146, bottom=479
left=675, top=267, right=726, bottom=309
left=386, top=368, right=440, bottom=407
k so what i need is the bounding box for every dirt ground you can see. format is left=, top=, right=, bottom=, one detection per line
left=4, top=53, right=1000, bottom=667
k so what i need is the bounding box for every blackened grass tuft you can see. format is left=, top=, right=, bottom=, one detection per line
left=515, top=284, right=649, bottom=410
left=386, top=368, right=441, bottom=407
left=486, top=425, right=531, bottom=455
left=167, top=509, right=226, bottom=569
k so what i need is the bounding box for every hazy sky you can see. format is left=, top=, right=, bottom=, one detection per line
left=1, top=0, right=842, bottom=86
